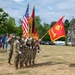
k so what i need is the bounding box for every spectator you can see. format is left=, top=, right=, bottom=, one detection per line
left=0, top=35, right=2, bottom=48
left=2, top=35, right=6, bottom=49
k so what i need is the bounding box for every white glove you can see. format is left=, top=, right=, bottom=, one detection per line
left=20, top=45, right=22, bottom=47
left=19, top=51, right=21, bottom=54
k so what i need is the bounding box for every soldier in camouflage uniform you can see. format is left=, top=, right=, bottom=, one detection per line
left=25, top=36, right=33, bottom=66
left=19, top=36, right=25, bottom=69
left=22, top=36, right=28, bottom=67
left=14, top=36, right=20, bottom=70
left=19, top=35, right=29, bottom=68
left=31, top=37, right=37, bottom=65
left=7, top=34, right=15, bottom=64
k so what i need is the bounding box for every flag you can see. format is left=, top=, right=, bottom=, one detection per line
left=34, top=32, right=39, bottom=40
left=29, top=6, right=35, bottom=37
left=49, top=16, right=66, bottom=42
left=22, top=4, right=29, bottom=38
left=29, top=6, right=39, bottom=40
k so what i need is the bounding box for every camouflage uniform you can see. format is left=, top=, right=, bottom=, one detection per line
left=22, top=38, right=28, bottom=67
left=18, top=36, right=29, bottom=68
left=27, top=47, right=33, bottom=66
left=14, top=36, right=20, bottom=70
left=25, top=37, right=37, bottom=66
left=7, top=34, right=15, bottom=64
left=19, top=38, right=25, bottom=69
left=31, top=38, right=37, bottom=65
left=25, top=38, right=33, bottom=66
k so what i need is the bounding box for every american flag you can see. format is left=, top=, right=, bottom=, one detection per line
left=22, top=4, right=29, bottom=38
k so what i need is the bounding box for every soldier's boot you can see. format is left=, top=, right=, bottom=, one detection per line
left=29, top=60, right=31, bottom=66
left=19, top=64, right=22, bottom=69
left=15, top=66, right=18, bottom=70
left=15, top=67, right=18, bottom=70
left=37, top=46, right=40, bottom=53
left=15, top=64, right=18, bottom=70
left=20, top=64, right=24, bottom=69
left=7, top=59, right=11, bottom=65
left=32, top=60, right=35, bottom=65
left=25, top=63, right=28, bottom=68
left=38, top=46, right=40, bottom=50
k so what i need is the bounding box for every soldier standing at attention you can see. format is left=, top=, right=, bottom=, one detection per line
left=14, top=36, right=20, bottom=70
left=19, top=36, right=25, bottom=69
left=31, top=37, right=37, bottom=65
left=7, top=34, right=15, bottom=65
left=21, top=35, right=28, bottom=67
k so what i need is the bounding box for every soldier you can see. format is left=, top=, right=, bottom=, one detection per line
left=19, top=36, right=25, bottom=69
left=25, top=36, right=33, bottom=66
left=14, top=36, right=20, bottom=70
left=23, top=36, right=28, bottom=67
left=31, top=37, right=37, bottom=65
left=19, top=35, right=29, bottom=68
left=7, top=34, right=15, bottom=64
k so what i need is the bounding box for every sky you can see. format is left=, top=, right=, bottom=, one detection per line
left=0, top=0, right=75, bottom=26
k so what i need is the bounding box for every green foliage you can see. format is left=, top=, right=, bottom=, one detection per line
left=0, top=8, right=71, bottom=42
left=64, top=19, right=70, bottom=34
left=0, top=8, right=9, bottom=34
left=6, top=17, right=16, bottom=34
left=0, top=8, right=17, bottom=35
left=50, top=21, right=56, bottom=27
left=42, top=23, right=50, bottom=41
left=0, top=8, right=3, bottom=12
left=17, top=70, right=31, bottom=74
left=15, top=26, right=22, bottom=36
left=35, top=16, right=43, bottom=38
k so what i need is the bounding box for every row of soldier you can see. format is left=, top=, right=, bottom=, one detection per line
left=7, top=34, right=40, bottom=70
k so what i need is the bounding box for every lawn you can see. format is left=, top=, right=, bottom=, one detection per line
left=0, top=45, right=75, bottom=75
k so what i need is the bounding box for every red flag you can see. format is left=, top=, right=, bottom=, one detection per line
left=29, top=6, right=39, bottom=39
left=29, top=6, right=35, bottom=36
left=22, top=4, right=29, bottom=38
left=49, top=16, right=66, bottom=42
left=34, top=27, right=39, bottom=40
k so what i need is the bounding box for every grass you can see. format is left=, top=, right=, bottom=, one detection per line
left=6, top=73, right=13, bottom=75
left=17, top=70, right=31, bottom=74
left=0, top=58, right=4, bottom=61
left=0, top=45, right=75, bottom=75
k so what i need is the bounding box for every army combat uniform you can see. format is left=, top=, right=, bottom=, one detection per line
left=7, top=35, right=15, bottom=64
left=25, top=37, right=33, bottom=66
left=22, top=38, right=29, bottom=67
left=14, top=36, right=20, bottom=70
left=31, top=38, right=37, bottom=65
left=19, top=38, right=25, bottom=69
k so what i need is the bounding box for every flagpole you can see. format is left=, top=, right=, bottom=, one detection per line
left=41, top=30, right=49, bottom=40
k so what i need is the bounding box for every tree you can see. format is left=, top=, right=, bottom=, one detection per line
left=6, top=17, right=16, bottom=34
left=64, top=19, right=70, bottom=34
left=50, top=21, right=56, bottom=27
left=0, top=8, right=3, bottom=12
left=35, top=16, right=43, bottom=38
left=0, top=8, right=9, bottom=34
left=42, top=23, right=50, bottom=41
left=15, top=19, right=23, bottom=36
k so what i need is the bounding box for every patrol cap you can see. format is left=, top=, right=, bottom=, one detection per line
left=10, top=34, right=13, bottom=37
left=16, top=36, right=20, bottom=40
